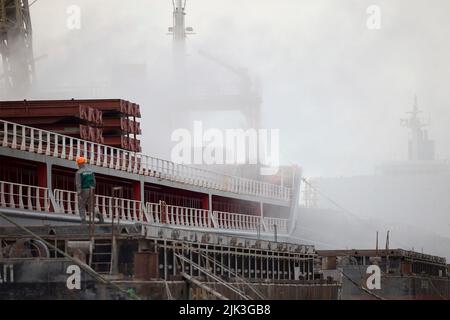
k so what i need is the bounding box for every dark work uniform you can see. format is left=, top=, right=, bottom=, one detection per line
left=75, top=165, right=99, bottom=223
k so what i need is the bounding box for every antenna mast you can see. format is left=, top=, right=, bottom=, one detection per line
left=168, top=0, right=194, bottom=69
left=400, top=96, right=435, bottom=161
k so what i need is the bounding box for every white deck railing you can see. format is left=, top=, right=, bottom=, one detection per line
left=263, top=217, right=289, bottom=234
left=0, top=119, right=291, bottom=201
left=161, top=203, right=211, bottom=228
left=212, top=211, right=262, bottom=231
left=54, top=189, right=147, bottom=223
left=0, top=181, right=289, bottom=234
left=0, top=181, right=51, bottom=212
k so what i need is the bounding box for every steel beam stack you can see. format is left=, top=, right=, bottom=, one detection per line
left=0, top=101, right=104, bottom=143
left=76, top=99, right=142, bottom=152
left=0, top=99, right=142, bottom=151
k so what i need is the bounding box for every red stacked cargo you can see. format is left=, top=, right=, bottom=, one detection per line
left=0, top=101, right=104, bottom=143
left=80, top=99, right=142, bottom=152
left=0, top=99, right=141, bottom=152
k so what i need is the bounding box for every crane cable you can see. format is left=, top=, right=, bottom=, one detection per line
left=301, top=178, right=368, bottom=225
left=300, top=177, right=412, bottom=249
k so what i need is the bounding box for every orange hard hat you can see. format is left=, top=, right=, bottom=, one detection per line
left=76, top=156, right=86, bottom=165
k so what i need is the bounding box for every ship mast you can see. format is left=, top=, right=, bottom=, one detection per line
left=169, top=0, right=194, bottom=70
left=401, top=96, right=434, bottom=161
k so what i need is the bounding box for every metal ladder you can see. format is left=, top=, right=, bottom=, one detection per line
left=174, top=252, right=252, bottom=300
left=90, top=239, right=113, bottom=274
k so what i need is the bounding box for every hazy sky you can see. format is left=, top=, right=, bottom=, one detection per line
left=25, top=0, right=450, bottom=177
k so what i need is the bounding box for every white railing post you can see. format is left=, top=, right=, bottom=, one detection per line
left=99, top=196, right=105, bottom=219
left=61, top=136, right=66, bottom=159
left=148, top=158, right=155, bottom=177
left=18, top=185, right=24, bottom=209
left=53, top=134, right=59, bottom=157
left=83, top=141, right=88, bottom=159
left=101, top=146, right=107, bottom=168
left=89, top=143, right=95, bottom=165
left=189, top=208, right=194, bottom=227
left=138, top=202, right=142, bottom=222
left=67, top=192, right=73, bottom=215
left=36, top=188, right=42, bottom=211
left=155, top=204, right=159, bottom=223
left=215, top=212, right=220, bottom=228
left=145, top=203, right=151, bottom=223
left=165, top=205, right=170, bottom=224
left=53, top=190, right=59, bottom=212
left=11, top=124, right=17, bottom=149
left=106, top=147, right=112, bottom=169
left=121, top=152, right=127, bottom=171
left=206, top=210, right=211, bottom=228
left=2, top=122, right=8, bottom=147
left=175, top=207, right=180, bottom=225
left=115, top=149, right=121, bottom=170
left=149, top=203, right=154, bottom=223
left=44, top=132, right=51, bottom=155
left=75, top=139, right=80, bottom=159
left=95, top=196, right=100, bottom=219
left=108, top=197, right=113, bottom=220
left=27, top=186, right=32, bottom=210
left=44, top=189, right=50, bottom=212
left=20, top=126, right=26, bottom=150
left=112, top=198, right=117, bottom=222
left=96, top=144, right=102, bottom=166
left=151, top=203, right=157, bottom=223
left=68, top=138, right=74, bottom=160
left=139, top=156, right=145, bottom=175
left=35, top=130, right=42, bottom=154
left=133, top=155, right=139, bottom=174
left=131, top=201, right=135, bottom=221
left=149, top=203, right=156, bottom=223
left=120, top=199, right=125, bottom=221
left=9, top=184, right=15, bottom=208
left=0, top=182, right=4, bottom=207
left=127, top=153, right=133, bottom=172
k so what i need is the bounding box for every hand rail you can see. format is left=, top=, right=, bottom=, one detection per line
left=0, top=119, right=291, bottom=201
left=54, top=189, right=148, bottom=223
left=212, top=210, right=263, bottom=231
left=0, top=180, right=51, bottom=212
left=0, top=180, right=289, bottom=234
left=263, top=216, right=288, bottom=234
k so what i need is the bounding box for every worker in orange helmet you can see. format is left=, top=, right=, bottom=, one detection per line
left=75, top=156, right=104, bottom=224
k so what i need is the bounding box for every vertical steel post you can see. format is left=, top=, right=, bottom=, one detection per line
left=164, top=240, right=167, bottom=280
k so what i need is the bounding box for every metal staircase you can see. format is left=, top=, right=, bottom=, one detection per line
left=197, top=250, right=266, bottom=300
left=174, top=252, right=252, bottom=300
